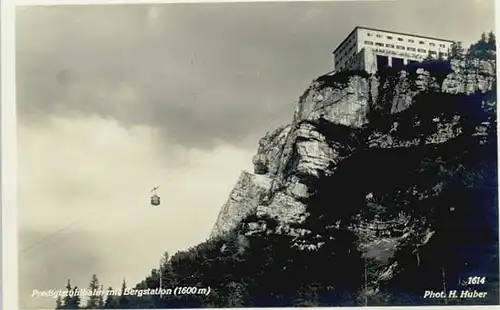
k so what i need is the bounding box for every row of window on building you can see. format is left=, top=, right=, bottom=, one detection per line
left=363, top=40, right=448, bottom=57
left=336, top=53, right=358, bottom=71
left=336, top=35, right=450, bottom=61
left=366, top=32, right=448, bottom=48
left=337, top=37, right=356, bottom=59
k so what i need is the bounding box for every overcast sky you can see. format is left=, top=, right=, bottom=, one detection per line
left=16, top=0, right=495, bottom=308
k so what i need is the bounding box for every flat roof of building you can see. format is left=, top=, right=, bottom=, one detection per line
left=333, top=26, right=455, bottom=54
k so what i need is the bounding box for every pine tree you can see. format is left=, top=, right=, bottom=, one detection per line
left=62, top=280, right=72, bottom=309
left=448, top=41, right=464, bottom=60
left=104, top=286, right=116, bottom=309
left=85, top=274, right=100, bottom=308
left=118, top=279, right=130, bottom=309
left=487, top=31, right=496, bottom=49
left=481, top=31, right=488, bottom=42
left=475, top=32, right=488, bottom=59
left=467, top=31, right=496, bottom=60
left=98, top=285, right=105, bottom=308
left=160, top=251, right=169, bottom=268
left=69, top=286, right=81, bottom=309
left=55, top=296, right=63, bottom=310
left=487, top=31, right=496, bottom=59
left=159, top=251, right=169, bottom=293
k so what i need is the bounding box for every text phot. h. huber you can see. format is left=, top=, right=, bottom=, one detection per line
left=424, top=290, right=488, bottom=299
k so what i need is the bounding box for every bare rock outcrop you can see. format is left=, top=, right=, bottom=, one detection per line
left=210, top=59, right=496, bottom=242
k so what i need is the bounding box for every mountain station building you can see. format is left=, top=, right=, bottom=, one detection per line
left=333, top=26, right=454, bottom=73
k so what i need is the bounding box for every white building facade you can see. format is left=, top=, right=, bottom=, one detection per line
left=333, top=27, right=454, bottom=74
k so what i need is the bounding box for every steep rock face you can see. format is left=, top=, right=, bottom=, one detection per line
left=210, top=59, right=496, bottom=240
left=210, top=171, right=273, bottom=238
left=252, top=124, right=291, bottom=176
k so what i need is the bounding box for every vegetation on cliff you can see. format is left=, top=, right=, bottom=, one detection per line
left=56, top=32, right=497, bottom=309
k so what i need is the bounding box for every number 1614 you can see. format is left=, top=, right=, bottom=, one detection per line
left=468, top=276, right=486, bottom=285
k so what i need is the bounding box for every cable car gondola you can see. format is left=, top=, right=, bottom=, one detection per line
left=150, top=186, right=160, bottom=206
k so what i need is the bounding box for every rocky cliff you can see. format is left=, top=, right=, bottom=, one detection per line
left=209, top=58, right=497, bottom=303
left=211, top=59, right=496, bottom=240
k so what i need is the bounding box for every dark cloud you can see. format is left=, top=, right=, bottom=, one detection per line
left=16, top=0, right=495, bottom=149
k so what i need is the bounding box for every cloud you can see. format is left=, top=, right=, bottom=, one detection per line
left=18, top=114, right=254, bottom=308
left=16, top=0, right=495, bottom=150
